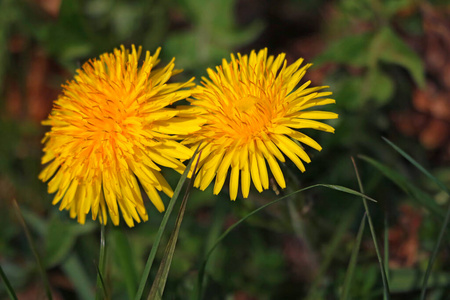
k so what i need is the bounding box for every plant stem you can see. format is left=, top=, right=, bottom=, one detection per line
left=96, top=222, right=108, bottom=300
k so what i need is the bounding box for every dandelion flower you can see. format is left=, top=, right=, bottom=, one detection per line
left=186, top=48, right=338, bottom=200
left=39, top=45, right=202, bottom=227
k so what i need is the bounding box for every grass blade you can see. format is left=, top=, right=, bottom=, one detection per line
left=340, top=213, right=366, bottom=300
left=147, top=150, right=201, bottom=300
left=384, top=213, right=390, bottom=285
left=351, top=157, right=390, bottom=299
left=134, top=145, right=201, bottom=300
left=12, top=199, right=53, bottom=300
left=359, top=155, right=445, bottom=220
left=420, top=207, right=450, bottom=300
left=95, top=223, right=107, bottom=300
left=196, top=183, right=377, bottom=299
left=111, top=229, right=139, bottom=299
left=382, top=137, right=449, bottom=195
left=146, top=198, right=188, bottom=300
left=382, top=138, right=450, bottom=299
left=0, top=263, right=18, bottom=300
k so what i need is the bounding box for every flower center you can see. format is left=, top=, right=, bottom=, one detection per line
left=236, top=95, right=258, bottom=113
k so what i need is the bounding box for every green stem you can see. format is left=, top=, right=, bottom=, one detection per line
left=96, top=223, right=108, bottom=300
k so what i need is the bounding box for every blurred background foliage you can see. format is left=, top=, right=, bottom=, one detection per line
left=0, top=0, right=449, bottom=299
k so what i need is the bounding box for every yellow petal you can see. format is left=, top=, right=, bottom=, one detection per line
left=229, top=165, right=240, bottom=200
left=255, top=148, right=269, bottom=190
left=241, top=164, right=251, bottom=198
left=250, top=151, right=263, bottom=193
left=265, top=153, right=286, bottom=189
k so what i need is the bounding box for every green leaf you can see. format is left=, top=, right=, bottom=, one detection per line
left=313, top=33, right=373, bottom=67
left=0, top=263, right=18, bottom=300
left=46, top=220, right=78, bottom=268
left=45, top=217, right=96, bottom=267
left=320, top=184, right=377, bottom=202
left=147, top=149, right=202, bottom=300
left=134, top=145, right=201, bottom=300
left=332, top=76, right=365, bottom=109
left=61, top=254, right=95, bottom=300
left=111, top=228, right=139, bottom=300
left=367, top=67, right=394, bottom=104
left=165, top=32, right=199, bottom=70
left=147, top=182, right=190, bottom=300
left=20, top=209, right=47, bottom=235
left=371, top=27, right=425, bottom=88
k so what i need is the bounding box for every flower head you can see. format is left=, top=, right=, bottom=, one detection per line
left=39, top=45, right=202, bottom=226
left=186, top=48, right=338, bottom=200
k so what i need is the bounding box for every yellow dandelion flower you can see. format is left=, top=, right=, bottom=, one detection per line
left=39, top=45, right=202, bottom=227
left=186, top=48, right=338, bottom=200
